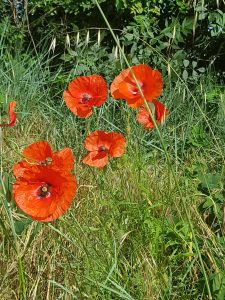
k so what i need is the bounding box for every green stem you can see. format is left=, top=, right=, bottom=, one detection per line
left=18, top=255, right=27, bottom=299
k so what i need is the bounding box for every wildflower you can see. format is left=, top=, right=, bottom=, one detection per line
left=13, top=165, right=76, bottom=222
left=0, top=100, right=17, bottom=127
left=13, top=141, right=76, bottom=222
left=13, top=141, right=74, bottom=178
left=63, top=75, right=108, bottom=118
left=83, top=130, right=126, bottom=168
left=137, top=99, right=168, bottom=130
left=110, top=64, right=163, bottom=108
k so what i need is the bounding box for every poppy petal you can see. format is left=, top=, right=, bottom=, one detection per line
left=68, top=75, right=107, bottom=106
left=13, top=161, right=31, bottom=178
left=82, top=151, right=108, bottom=168
left=52, top=148, right=74, bottom=172
left=142, top=69, right=163, bottom=100
left=12, top=166, right=76, bottom=221
left=84, top=130, right=101, bottom=151
left=137, top=107, right=155, bottom=129
left=126, top=97, right=146, bottom=108
left=64, top=74, right=107, bottom=118
left=68, top=76, right=92, bottom=97
left=84, top=130, right=112, bottom=151
left=63, top=90, right=93, bottom=118
left=15, top=142, right=75, bottom=179
left=7, top=100, right=17, bottom=126
left=110, top=68, right=129, bottom=99
left=23, top=141, right=53, bottom=163
left=111, top=64, right=163, bottom=108
left=137, top=99, right=168, bottom=129
left=76, top=106, right=93, bottom=118
left=108, top=132, right=126, bottom=157
left=29, top=174, right=76, bottom=222
left=83, top=130, right=126, bottom=167
left=88, top=74, right=108, bottom=106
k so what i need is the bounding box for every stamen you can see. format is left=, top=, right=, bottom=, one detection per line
left=132, top=82, right=144, bottom=95
left=99, top=145, right=106, bottom=152
left=40, top=157, right=52, bottom=166
left=45, top=157, right=53, bottom=165
left=37, top=184, right=51, bottom=198
left=42, top=186, right=48, bottom=193
left=80, top=93, right=90, bottom=104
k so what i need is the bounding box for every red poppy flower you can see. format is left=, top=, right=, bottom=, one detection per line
left=63, top=74, right=108, bottom=118
left=14, top=141, right=74, bottom=178
left=137, top=99, right=168, bottom=129
left=83, top=130, right=126, bottom=168
left=13, top=165, right=76, bottom=222
left=0, top=100, right=17, bottom=127
left=110, top=64, right=163, bottom=108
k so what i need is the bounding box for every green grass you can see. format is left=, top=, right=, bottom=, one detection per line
left=0, top=20, right=225, bottom=300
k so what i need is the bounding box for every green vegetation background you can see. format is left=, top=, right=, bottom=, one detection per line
left=0, top=0, right=224, bottom=299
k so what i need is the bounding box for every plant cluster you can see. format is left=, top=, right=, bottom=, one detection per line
left=1, top=0, right=224, bottom=80
left=2, top=63, right=168, bottom=221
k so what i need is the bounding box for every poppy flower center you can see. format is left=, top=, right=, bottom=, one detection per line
left=80, top=93, right=91, bottom=104
left=40, top=157, right=52, bottom=166
left=99, top=145, right=106, bottom=152
left=37, top=183, right=51, bottom=198
left=131, top=82, right=144, bottom=95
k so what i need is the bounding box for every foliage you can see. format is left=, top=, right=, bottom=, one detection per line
left=0, top=0, right=224, bottom=79
left=120, top=3, right=225, bottom=80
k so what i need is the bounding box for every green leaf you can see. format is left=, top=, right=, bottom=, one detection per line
left=192, top=70, right=198, bottom=78
left=182, top=69, right=188, bottom=80
left=210, top=272, right=225, bottom=300
left=198, top=67, right=206, bottom=73
left=198, top=173, right=222, bottom=190
left=68, top=49, right=78, bottom=57
left=14, top=218, right=32, bottom=235
left=183, top=59, right=189, bottom=67
left=198, top=12, right=208, bottom=20
left=124, top=33, right=133, bottom=41
left=202, top=197, right=214, bottom=209
left=192, top=61, right=197, bottom=68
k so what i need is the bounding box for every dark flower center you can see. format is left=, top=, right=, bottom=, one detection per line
left=131, top=82, right=144, bottom=95
left=80, top=93, right=91, bottom=104
left=99, top=145, right=106, bottom=152
left=37, top=183, right=51, bottom=198
left=40, top=157, right=52, bottom=166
